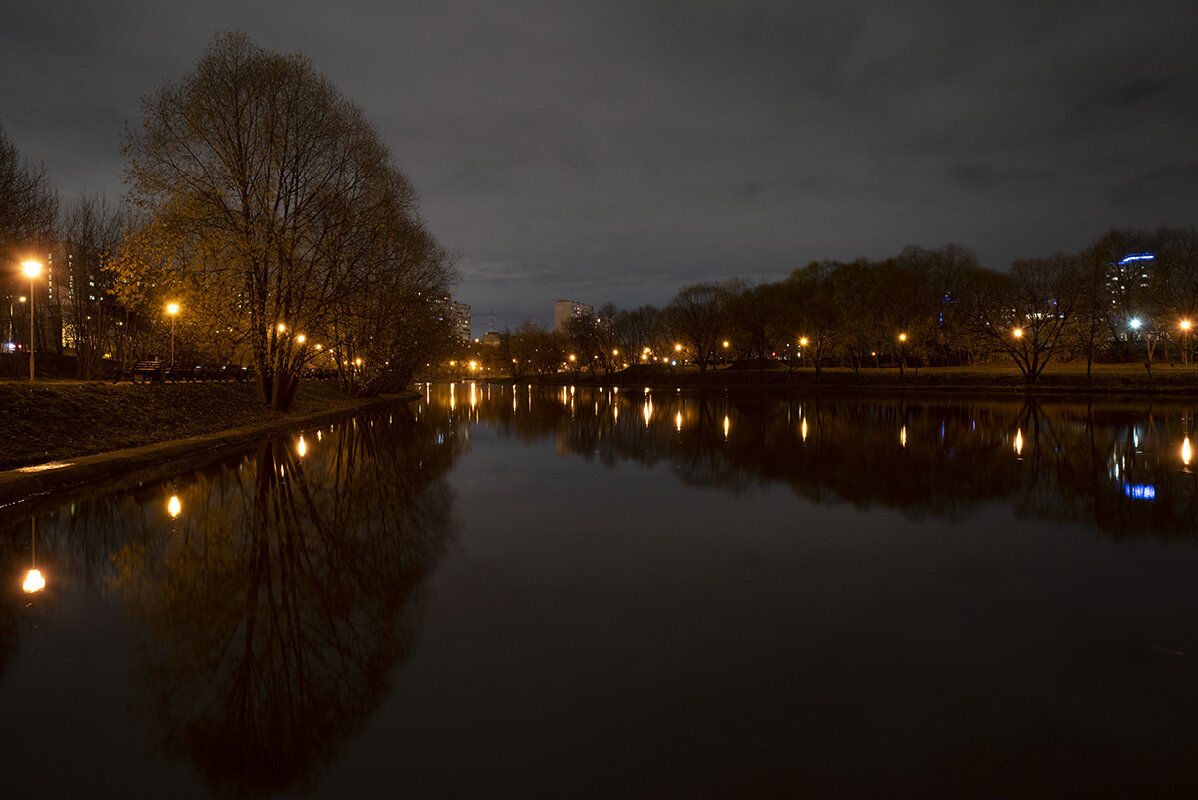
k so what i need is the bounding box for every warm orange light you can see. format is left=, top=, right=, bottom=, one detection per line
left=898, top=333, right=907, bottom=343
left=23, top=569, right=45, bottom=593
left=799, top=337, right=808, bottom=346
left=1183, top=436, right=1192, bottom=467
left=296, top=334, right=306, bottom=345
left=297, top=435, right=307, bottom=457
left=166, top=303, right=179, bottom=315
left=1182, top=320, right=1192, bottom=331
left=1013, top=328, right=1023, bottom=338
left=168, top=495, right=181, bottom=518
left=21, top=260, right=42, bottom=279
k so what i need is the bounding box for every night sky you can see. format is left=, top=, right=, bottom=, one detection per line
left=3, top=1, right=1196, bottom=332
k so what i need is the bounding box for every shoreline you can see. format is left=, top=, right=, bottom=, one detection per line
left=0, top=390, right=413, bottom=510
left=3, top=363, right=1196, bottom=507
left=471, top=362, right=1198, bottom=397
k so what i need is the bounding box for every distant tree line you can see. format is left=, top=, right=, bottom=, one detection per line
left=1, top=32, right=456, bottom=410
left=463, top=232, right=1197, bottom=385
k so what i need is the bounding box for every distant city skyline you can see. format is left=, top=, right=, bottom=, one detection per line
left=3, top=1, right=1196, bottom=334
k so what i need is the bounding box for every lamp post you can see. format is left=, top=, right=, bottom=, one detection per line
left=20, top=261, right=42, bottom=381
left=1181, top=320, right=1191, bottom=365
left=167, top=303, right=179, bottom=363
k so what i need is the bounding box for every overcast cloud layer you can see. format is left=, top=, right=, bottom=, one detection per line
left=3, top=1, right=1196, bottom=331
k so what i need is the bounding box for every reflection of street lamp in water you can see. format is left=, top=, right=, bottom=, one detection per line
left=23, top=517, right=45, bottom=594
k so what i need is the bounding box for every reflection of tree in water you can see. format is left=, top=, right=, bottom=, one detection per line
left=109, top=406, right=457, bottom=798
left=421, top=382, right=1198, bottom=537
left=0, top=533, right=25, bottom=680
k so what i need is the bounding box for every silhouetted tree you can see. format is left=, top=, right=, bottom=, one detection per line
left=665, top=283, right=727, bottom=372
left=121, top=32, right=450, bottom=409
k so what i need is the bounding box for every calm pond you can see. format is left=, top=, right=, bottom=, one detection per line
left=3, top=383, right=1198, bottom=798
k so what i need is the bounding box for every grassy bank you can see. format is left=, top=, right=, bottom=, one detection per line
left=0, top=379, right=378, bottom=471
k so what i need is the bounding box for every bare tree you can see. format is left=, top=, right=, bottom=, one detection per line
left=58, top=193, right=126, bottom=377
left=0, top=121, right=59, bottom=361
left=665, top=283, right=727, bottom=372
left=961, top=253, right=1083, bottom=383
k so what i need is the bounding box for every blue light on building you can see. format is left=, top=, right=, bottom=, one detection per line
left=1118, top=253, right=1155, bottom=265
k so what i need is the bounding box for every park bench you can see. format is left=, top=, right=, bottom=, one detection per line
left=129, top=360, right=165, bottom=383
left=164, top=362, right=195, bottom=382
left=197, top=365, right=225, bottom=381
left=121, top=361, right=251, bottom=383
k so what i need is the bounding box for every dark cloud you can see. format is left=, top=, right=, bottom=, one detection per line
left=2, top=0, right=1196, bottom=332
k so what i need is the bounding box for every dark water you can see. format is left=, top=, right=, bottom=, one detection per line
left=3, top=383, right=1198, bottom=798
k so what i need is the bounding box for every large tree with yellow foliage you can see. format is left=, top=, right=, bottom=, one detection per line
left=121, top=32, right=452, bottom=409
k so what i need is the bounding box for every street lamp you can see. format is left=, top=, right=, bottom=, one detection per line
left=20, top=261, right=42, bottom=381
left=167, top=303, right=180, bottom=363
left=1181, top=320, right=1191, bottom=365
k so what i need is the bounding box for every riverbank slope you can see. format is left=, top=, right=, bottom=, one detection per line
left=0, top=380, right=413, bottom=506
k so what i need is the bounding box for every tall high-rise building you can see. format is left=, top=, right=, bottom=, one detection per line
left=554, top=300, right=593, bottom=333
left=447, top=300, right=471, bottom=342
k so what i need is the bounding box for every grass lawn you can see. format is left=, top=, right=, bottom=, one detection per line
left=0, top=379, right=374, bottom=471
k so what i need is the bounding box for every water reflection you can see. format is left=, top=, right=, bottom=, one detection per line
left=0, top=404, right=460, bottom=797
left=416, top=382, right=1198, bottom=537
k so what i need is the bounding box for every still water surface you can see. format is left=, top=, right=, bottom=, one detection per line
left=3, top=383, right=1198, bottom=798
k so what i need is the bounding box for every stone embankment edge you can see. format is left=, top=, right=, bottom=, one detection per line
left=0, top=394, right=413, bottom=512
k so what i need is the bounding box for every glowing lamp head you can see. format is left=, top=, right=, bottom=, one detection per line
left=1182, top=320, right=1192, bottom=331
left=1130, top=318, right=1142, bottom=330
left=21, top=260, right=43, bottom=279
left=1013, top=328, right=1024, bottom=338
left=166, top=303, right=179, bottom=315
left=168, top=495, right=181, bottom=518
left=23, top=569, right=45, bottom=593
